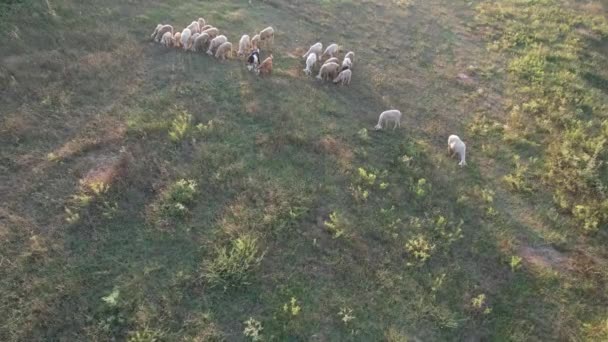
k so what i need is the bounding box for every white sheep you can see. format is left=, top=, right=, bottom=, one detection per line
left=153, top=24, right=174, bottom=42
left=316, top=62, right=340, bottom=81
left=207, top=35, right=227, bottom=55
left=238, top=34, right=251, bottom=57
left=259, top=26, right=274, bottom=47
left=302, top=42, right=322, bottom=59
left=215, top=41, right=233, bottom=59
left=187, top=21, right=200, bottom=34
left=448, top=135, right=467, bottom=166
left=342, top=57, right=352, bottom=70
left=323, top=57, right=339, bottom=66
left=374, top=110, right=402, bottom=130
left=188, top=32, right=200, bottom=50
left=344, top=51, right=355, bottom=62
left=160, top=31, right=174, bottom=47
left=333, top=69, right=352, bottom=86
left=202, top=27, right=219, bottom=39
left=303, top=52, right=317, bottom=75
left=151, top=24, right=162, bottom=40
left=181, top=28, right=192, bottom=50
left=322, top=43, right=340, bottom=59
left=198, top=17, right=206, bottom=29
left=191, top=33, right=210, bottom=52
left=173, top=32, right=182, bottom=48
left=200, top=24, right=212, bottom=32
left=251, top=34, right=261, bottom=49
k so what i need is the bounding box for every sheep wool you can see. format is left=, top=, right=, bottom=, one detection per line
left=448, top=135, right=467, bottom=166
left=375, top=110, right=402, bottom=130
left=303, top=52, right=317, bottom=75
left=333, top=69, right=352, bottom=86
left=303, top=42, right=322, bottom=59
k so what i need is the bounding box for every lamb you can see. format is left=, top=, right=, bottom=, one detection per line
left=180, top=28, right=192, bottom=50
left=342, top=57, right=353, bottom=70
left=198, top=17, right=206, bottom=29
left=207, top=35, right=227, bottom=55
left=187, top=21, right=200, bottom=34
left=202, top=27, right=219, bottom=39
left=303, top=52, right=317, bottom=75
left=321, top=43, right=340, bottom=59
left=374, top=110, right=402, bottom=130
left=238, top=34, right=251, bottom=57
left=333, top=69, right=352, bottom=86
left=344, top=51, right=355, bottom=62
left=259, top=26, right=274, bottom=47
left=316, top=62, right=340, bottom=81
left=256, top=55, right=273, bottom=76
left=322, top=57, right=339, bottom=66
left=173, top=32, right=182, bottom=48
left=302, top=42, right=322, bottom=59
left=153, top=24, right=174, bottom=42
left=160, top=31, right=174, bottom=47
left=215, top=41, right=233, bottom=60
left=191, top=33, right=210, bottom=52
left=251, top=34, right=261, bottom=50
left=448, top=135, right=467, bottom=166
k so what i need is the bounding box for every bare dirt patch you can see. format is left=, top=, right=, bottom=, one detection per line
left=519, top=245, right=571, bottom=273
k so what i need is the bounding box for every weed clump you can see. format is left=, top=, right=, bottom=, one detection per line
left=204, top=235, right=265, bottom=290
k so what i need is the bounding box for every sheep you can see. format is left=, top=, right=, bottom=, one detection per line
left=316, top=62, right=340, bottom=81
left=187, top=21, right=200, bottom=34
left=173, top=32, right=182, bottom=48
left=191, top=33, right=210, bottom=52
left=374, top=110, right=402, bottom=130
left=202, top=27, right=219, bottom=39
left=251, top=34, right=261, bottom=50
left=198, top=17, right=206, bottom=29
left=207, top=35, right=227, bottom=55
left=200, top=24, right=213, bottom=32
left=303, top=52, right=317, bottom=76
left=322, top=57, right=339, bottom=66
left=160, top=31, right=174, bottom=47
left=151, top=24, right=162, bottom=40
left=153, top=24, right=174, bottom=42
left=256, top=55, right=273, bottom=76
left=342, top=57, right=353, bottom=70
left=259, top=26, right=274, bottom=47
left=238, top=34, right=251, bottom=57
left=247, top=48, right=260, bottom=71
left=180, top=28, right=192, bottom=50
left=188, top=32, right=200, bottom=49
left=448, top=135, right=467, bottom=166
left=321, top=43, right=340, bottom=59
left=215, top=41, right=233, bottom=60
left=333, top=69, right=352, bottom=86
left=302, top=42, right=322, bottom=59
left=344, top=51, right=355, bottom=62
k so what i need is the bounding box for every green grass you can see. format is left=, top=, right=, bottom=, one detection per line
left=1, top=0, right=608, bottom=340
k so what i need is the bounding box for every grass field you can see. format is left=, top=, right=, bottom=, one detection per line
left=1, top=0, right=608, bottom=340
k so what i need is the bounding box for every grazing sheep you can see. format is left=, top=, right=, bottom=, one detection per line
left=448, top=135, right=467, bottom=166
left=251, top=34, right=261, bottom=49
left=303, top=52, right=317, bottom=76
left=191, top=33, right=210, bottom=52
left=259, top=26, right=274, bottom=47
left=151, top=24, right=162, bottom=40
left=322, top=43, right=340, bottom=59
left=316, top=62, right=340, bottom=81
left=153, top=24, right=174, bottom=42
left=344, top=51, right=355, bottom=62
left=181, top=28, right=192, bottom=50
left=303, top=42, right=323, bottom=59
left=247, top=48, right=260, bottom=71
left=342, top=57, right=353, bottom=70
left=215, top=41, right=233, bottom=59
left=188, top=32, right=200, bottom=50
left=322, top=57, right=339, bottom=66
left=333, top=69, right=352, bottom=86
left=202, top=27, right=219, bottom=39
left=207, top=35, right=227, bottom=55
left=374, top=110, right=402, bottom=130
left=198, top=17, right=206, bottom=29
left=173, top=32, right=182, bottom=48
left=256, top=55, right=273, bottom=75
left=200, top=24, right=212, bottom=32
left=187, top=21, right=200, bottom=34
left=160, top=31, right=174, bottom=47
left=238, top=34, right=251, bottom=57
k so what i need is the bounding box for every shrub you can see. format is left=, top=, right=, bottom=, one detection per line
left=204, top=235, right=265, bottom=290
left=243, top=317, right=263, bottom=341
left=160, top=179, right=197, bottom=219
left=168, top=110, right=192, bottom=142
left=324, top=211, right=348, bottom=239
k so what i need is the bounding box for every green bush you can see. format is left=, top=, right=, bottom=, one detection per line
left=204, top=236, right=265, bottom=290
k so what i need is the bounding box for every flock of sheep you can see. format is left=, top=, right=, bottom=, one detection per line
left=149, top=20, right=467, bottom=167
